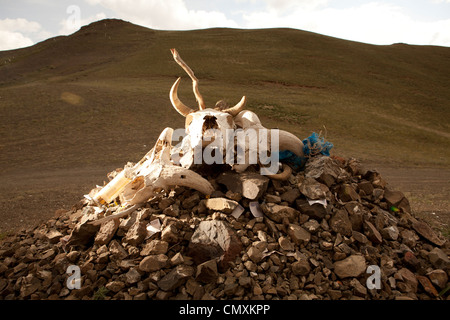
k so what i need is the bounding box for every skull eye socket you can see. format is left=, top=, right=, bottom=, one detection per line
left=203, top=116, right=218, bottom=130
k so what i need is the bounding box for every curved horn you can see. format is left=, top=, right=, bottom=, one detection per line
left=266, top=163, right=292, bottom=181
left=170, top=48, right=206, bottom=110
left=170, top=77, right=194, bottom=117
left=158, top=165, right=215, bottom=195
left=279, top=130, right=304, bottom=158
left=223, top=96, right=247, bottom=116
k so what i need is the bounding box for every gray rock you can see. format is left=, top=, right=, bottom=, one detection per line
left=428, top=247, right=450, bottom=269
left=304, top=155, right=341, bottom=187
left=357, top=180, right=374, bottom=197
left=19, top=275, right=41, bottom=298
left=426, top=269, right=448, bottom=289
left=296, top=198, right=328, bottom=220
left=46, top=230, right=64, bottom=244
left=337, top=184, right=360, bottom=202
left=381, top=226, right=399, bottom=241
left=333, top=255, right=366, bottom=279
left=170, top=252, right=185, bottom=266
left=217, top=171, right=269, bottom=200
left=352, top=231, right=368, bottom=244
left=105, top=280, right=126, bottom=293
left=401, top=229, right=419, bottom=248
left=383, top=189, right=405, bottom=207
left=67, top=219, right=100, bottom=247
left=384, top=189, right=411, bottom=213
left=109, top=239, right=128, bottom=260
left=94, top=219, right=120, bottom=246
left=261, top=203, right=300, bottom=223
left=140, top=240, right=169, bottom=256
left=298, top=177, right=329, bottom=200
left=124, top=219, right=147, bottom=246
left=161, top=224, right=178, bottom=243
left=205, top=197, right=239, bottom=214
left=247, top=246, right=264, bottom=264
left=350, top=278, right=367, bottom=297
left=280, top=188, right=301, bottom=204
left=139, top=254, right=168, bottom=272
left=364, top=221, right=383, bottom=244
left=265, top=194, right=281, bottom=204
left=344, top=202, right=364, bottom=232
left=412, top=220, right=445, bottom=247
left=157, top=265, right=194, bottom=291
left=329, top=210, right=352, bottom=237
left=182, top=193, right=201, bottom=209
left=195, top=259, right=218, bottom=283
left=278, top=236, right=295, bottom=251
left=291, top=260, right=311, bottom=276
left=125, top=268, right=141, bottom=285
left=303, top=220, right=320, bottom=234
left=287, top=224, right=311, bottom=245
left=163, top=204, right=180, bottom=217
left=396, top=268, right=418, bottom=293
left=187, top=220, right=242, bottom=272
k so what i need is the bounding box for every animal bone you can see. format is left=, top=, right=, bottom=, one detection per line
left=233, top=110, right=304, bottom=180
left=169, top=48, right=246, bottom=118
left=169, top=49, right=304, bottom=180
left=90, top=127, right=214, bottom=224
left=170, top=48, right=206, bottom=111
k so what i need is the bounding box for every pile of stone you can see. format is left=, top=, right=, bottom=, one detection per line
left=0, top=156, right=448, bottom=300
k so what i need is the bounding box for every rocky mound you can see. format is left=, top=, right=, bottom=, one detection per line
left=0, top=156, right=448, bottom=300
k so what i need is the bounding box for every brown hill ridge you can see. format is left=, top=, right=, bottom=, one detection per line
left=0, top=155, right=448, bottom=300
left=0, top=19, right=449, bottom=301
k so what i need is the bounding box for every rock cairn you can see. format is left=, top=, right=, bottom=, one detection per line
left=0, top=156, right=448, bottom=300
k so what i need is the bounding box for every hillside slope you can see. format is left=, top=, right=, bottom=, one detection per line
left=0, top=18, right=449, bottom=232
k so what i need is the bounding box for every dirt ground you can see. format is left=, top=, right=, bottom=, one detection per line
left=0, top=161, right=448, bottom=238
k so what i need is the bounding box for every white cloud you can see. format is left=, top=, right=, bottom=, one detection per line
left=242, top=1, right=450, bottom=46
left=58, top=10, right=107, bottom=36
left=0, top=30, right=34, bottom=51
left=85, top=0, right=239, bottom=30
left=0, top=18, right=50, bottom=50
left=265, top=0, right=329, bottom=13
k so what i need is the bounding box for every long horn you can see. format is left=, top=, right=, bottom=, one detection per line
left=170, top=77, right=194, bottom=117
left=158, top=165, right=215, bottom=196
left=170, top=48, right=206, bottom=110
left=279, top=130, right=304, bottom=158
left=223, top=96, right=247, bottom=116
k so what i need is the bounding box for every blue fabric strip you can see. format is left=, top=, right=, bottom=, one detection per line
left=278, top=132, right=333, bottom=171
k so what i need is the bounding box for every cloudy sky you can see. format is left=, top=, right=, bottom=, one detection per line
left=1, top=0, right=450, bottom=50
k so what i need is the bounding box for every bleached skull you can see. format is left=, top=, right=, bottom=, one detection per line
left=169, top=48, right=305, bottom=179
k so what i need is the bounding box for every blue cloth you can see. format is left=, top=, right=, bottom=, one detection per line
left=278, top=132, right=333, bottom=171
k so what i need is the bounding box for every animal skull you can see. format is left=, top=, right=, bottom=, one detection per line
left=88, top=48, right=308, bottom=225
left=169, top=48, right=305, bottom=179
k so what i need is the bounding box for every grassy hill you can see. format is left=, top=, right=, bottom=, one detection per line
left=1, top=18, right=449, bottom=173
left=0, top=19, right=449, bottom=233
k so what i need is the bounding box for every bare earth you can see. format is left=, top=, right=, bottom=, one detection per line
left=1, top=161, right=448, bottom=237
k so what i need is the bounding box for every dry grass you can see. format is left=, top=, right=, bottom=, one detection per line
left=0, top=19, right=449, bottom=233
